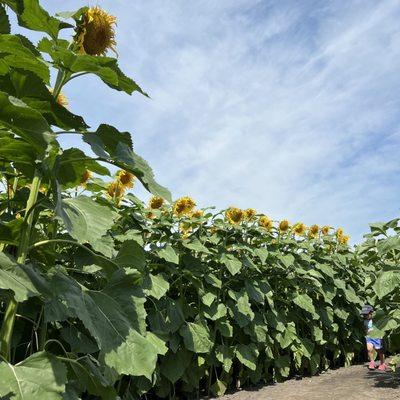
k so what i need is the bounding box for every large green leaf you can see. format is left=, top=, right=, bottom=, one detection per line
left=216, top=345, right=234, bottom=372
left=0, top=352, right=67, bottom=400
left=376, top=236, right=400, bottom=256
left=180, top=321, right=213, bottom=353
left=293, top=293, right=317, bottom=318
left=114, top=240, right=146, bottom=270
left=56, top=196, right=118, bottom=246
left=38, top=38, right=146, bottom=95
left=156, top=245, right=179, bottom=264
left=0, top=70, right=87, bottom=131
left=16, top=0, right=65, bottom=38
left=160, top=348, right=192, bottom=384
left=374, top=270, right=400, bottom=299
left=56, top=148, right=109, bottom=188
left=0, top=90, right=53, bottom=153
left=0, top=219, right=23, bottom=245
left=143, top=273, right=170, bottom=300
left=82, top=124, right=171, bottom=201
left=220, top=253, right=241, bottom=276
left=228, top=289, right=254, bottom=327
left=0, top=5, right=11, bottom=34
left=235, top=344, right=259, bottom=371
left=48, top=271, right=158, bottom=379
left=0, top=34, right=49, bottom=81
left=0, top=252, right=46, bottom=302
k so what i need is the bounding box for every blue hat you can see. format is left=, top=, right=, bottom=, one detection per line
left=360, top=305, right=374, bottom=315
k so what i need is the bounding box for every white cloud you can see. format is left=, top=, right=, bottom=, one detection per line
left=40, top=0, right=400, bottom=241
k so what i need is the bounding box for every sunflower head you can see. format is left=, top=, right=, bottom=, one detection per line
left=173, top=196, right=196, bottom=216
left=309, top=224, right=319, bottom=238
left=226, top=207, right=244, bottom=224
left=48, top=88, right=69, bottom=108
left=74, top=6, right=117, bottom=56
left=279, top=219, right=290, bottom=232
left=336, top=228, right=344, bottom=239
left=191, top=210, right=204, bottom=218
left=116, top=170, right=135, bottom=189
left=244, top=208, right=257, bottom=221
left=80, top=169, right=92, bottom=187
left=106, top=181, right=125, bottom=206
left=149, top=196, right=164, bottom=210
left=321, top=225, right=330, bottom=235
left=293, top=222, right=307, bottom=236
left=258, top=215, right=273, bottom=231
left=180, top=222, right=192, bottom=239
left=339, top=235, right=350, bottom=245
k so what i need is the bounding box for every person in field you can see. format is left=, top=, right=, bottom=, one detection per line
left=361, top=305, right=387, bottom=371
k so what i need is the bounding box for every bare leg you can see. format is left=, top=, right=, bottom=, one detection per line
left=367, top=343, right=375, bottom=362
left=377, top=349, right=385, bottom=365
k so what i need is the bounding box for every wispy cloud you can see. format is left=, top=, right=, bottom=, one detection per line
left=31, top=1, right=400, bottom=241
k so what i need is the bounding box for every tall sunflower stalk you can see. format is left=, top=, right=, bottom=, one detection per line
left=0, top=5, right=119, bottom=360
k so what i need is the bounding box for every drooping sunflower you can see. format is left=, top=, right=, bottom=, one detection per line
left=244, top=208, right=257, bottom=221
left=321, top=225, right=330, bottom=235
left=74, top=6, right=117, bottom=56
left=226, top=207, right=244, bottom=224
left=116, top=170, right=135, bottom=189
left=258, top=215, right=273, bottom=231
left=293, top=222, right=307, bottom=236
left=173, top=196, right=196, bottom=216
left=149, top=196, right=164, bottom=209
left=80, top=169, right=92, bottom=187
left=279, top=220, right=290, bottom=232
left=309, top=224, right=319, bottom=238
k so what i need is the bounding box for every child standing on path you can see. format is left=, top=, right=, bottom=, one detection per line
left=361, top=305, right=387, bottom=371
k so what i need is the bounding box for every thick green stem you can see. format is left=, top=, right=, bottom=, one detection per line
left=0, top=170, right=42, bottom=359
left=17, top=170, right=42, bottom=263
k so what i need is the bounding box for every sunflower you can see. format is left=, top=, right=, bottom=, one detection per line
left=149, top=196, right=164, bottom=209
left=226, top=207, right=244, bottom=224
left=279, top=220, right=290, bottom=232
left=116, top=170, right=135, bottom=189
left=321, top=226, right=330, bottom=235
left=336, top=228, right=344, bottom=239
left=293, top=222, right=307, bottom=236
left=191, top=210, right=204, bottom=218
left=258, top=215, right=273, bottom=231
left=244, top=208, right=257, bottom=221
left=180, top=222, right=192, bottom=239
left=309, top=224, right=319, bottom=238
left=80, top=169, right=92, bottom=187
left=74, top=6, right=117, bottom=56
left=173, top=196, right=196, bottom=216
left=338, top=235, right=350, bottom=245
left=106, top=181, right=125, bottom=205
left=48, top=88, right=69, bottom=108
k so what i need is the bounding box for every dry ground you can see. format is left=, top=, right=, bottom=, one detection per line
left=215, top=363, right=400, bottom=400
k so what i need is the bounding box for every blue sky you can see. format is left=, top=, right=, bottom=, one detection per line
left=12, top=1, right=400, bottom=243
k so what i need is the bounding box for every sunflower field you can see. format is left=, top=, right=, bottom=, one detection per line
left=0, top=1, right=399, bottom=399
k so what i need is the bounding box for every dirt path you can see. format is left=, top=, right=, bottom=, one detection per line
left=217, top=363, right=400, bottom=400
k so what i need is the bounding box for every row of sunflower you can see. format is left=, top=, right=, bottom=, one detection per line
left=82, top=167, right=351, bottom=247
